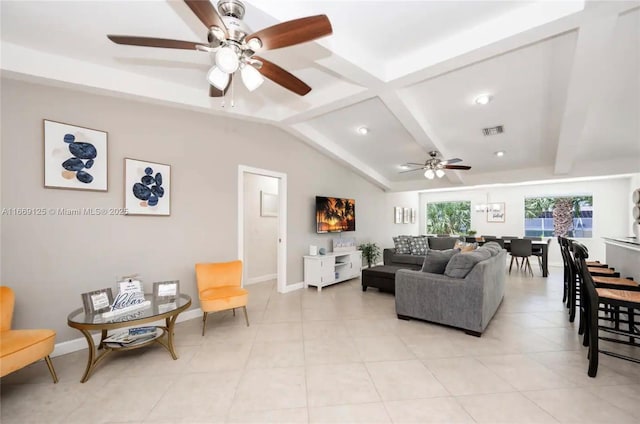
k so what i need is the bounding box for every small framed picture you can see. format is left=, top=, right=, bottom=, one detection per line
left=44, top=120, right=108, bottom=191
left=487, top=202, right=506, bottom=223
left=153, top=280, right=180, bottom=302
left=394, top=207, right=402, bottom=224
left=124, top=158, right=171, bottom=216
left=81, top=288, right=114, bottom=314
left=411, top=208, right=416, bottom=224
left=260, top=191, right=278, bottom=217
left=403, top=207, right=410, bottom=224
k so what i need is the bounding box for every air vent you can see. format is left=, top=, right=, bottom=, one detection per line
left=482, top=125, right=504, bottom=136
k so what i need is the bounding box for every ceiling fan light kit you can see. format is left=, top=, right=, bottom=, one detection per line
left=400, top=151, right=472, bottom=181
left=107, top=0, right=333, bottom=102
left=207, top=66, right=229, bottom=90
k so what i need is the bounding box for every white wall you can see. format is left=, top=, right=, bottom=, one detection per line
left=419, top=177, right=631, bottom=266
left=243, top=173, right=278, bottom=283
left=0, top=78, right=392, bottom=341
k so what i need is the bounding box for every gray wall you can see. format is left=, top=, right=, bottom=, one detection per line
left=243, top=173, right=278, bottom=282
left=0, top=78, right=388, bottom=342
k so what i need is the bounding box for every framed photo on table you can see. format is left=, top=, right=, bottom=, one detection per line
left=124, top=158, right=171, bottom=216
left=43, top=120, right=108, bottom=191
left=153, top=280, right=180, bottom=302
left=81, top=288, right=114, bottom=314
left=487, top=203, right=506, bottom=223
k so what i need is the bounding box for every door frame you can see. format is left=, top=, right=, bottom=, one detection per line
left=237, top=165, right=287, bottom=293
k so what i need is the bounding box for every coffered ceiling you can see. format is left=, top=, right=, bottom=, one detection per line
left=1, top=1, right=638, bottom=191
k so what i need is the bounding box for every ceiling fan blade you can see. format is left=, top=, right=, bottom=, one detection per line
left=400, top=168, right=427, bottom=174
left=184, top=0, right=228, bottom=34
left=444, top=165, right=472, bottom=170
left=254, top=56, right=311, bottom=96
left=404, top=162, right=427, bottom=166
left=107, top=35, right=205, bottom=50
left=441, top=158, right=462, bottom=165
left=209, top=75, right=233, bottom=97
left=247, top=15, right=332, bottom=51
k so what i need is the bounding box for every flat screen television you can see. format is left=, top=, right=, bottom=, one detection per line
left=316, top=196, right=356, bottom=233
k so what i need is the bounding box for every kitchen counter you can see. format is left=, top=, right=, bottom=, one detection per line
left=603, top=237, right=640, bottom=281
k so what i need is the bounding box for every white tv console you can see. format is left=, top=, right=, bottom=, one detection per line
left=303, top=251, right=362, bottom=291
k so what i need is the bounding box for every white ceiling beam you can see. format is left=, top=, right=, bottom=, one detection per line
left=380, top=91, right=465, bottom=185
left=385, top=1, right=585, bottom=82
left=282, top=123, right=392, bottom=191
left=554, top=8, right=620, bottom=174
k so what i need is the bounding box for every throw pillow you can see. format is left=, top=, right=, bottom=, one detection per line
left=392, top=235, right=411, bottom=254
left=421, top=249, right=459, bottom=274
left=454, top=240, right=477, bottom=252
left=444, top=249, right=492, bottom=278
left=410, top=236, right=429, bottom=255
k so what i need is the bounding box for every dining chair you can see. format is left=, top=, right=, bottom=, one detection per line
left=532, top=238, right=550, bottom=273
left=0, top=286, right=58, bottom=383
left=572, top=242, right=640, bottom=377
left=195, top=260, right=249, bottom=336
left=509, top=238, right=533, bottom=276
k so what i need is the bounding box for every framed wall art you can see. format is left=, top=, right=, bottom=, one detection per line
left=403, top=207, right=410, bottom=224
left=124, top=158, right=171, bottom=216
left=260, top=191, right=278, bottom=217
left=394, top=207, right=402, bottom=224
left=487, top=202, right=506, bottom=223
left=43, top=120, right=108, bottom=191
left=411, top=208, right=416, bottom=224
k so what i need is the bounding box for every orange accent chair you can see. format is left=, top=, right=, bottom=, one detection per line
left=0, top=286, right=58, bottom=382
left=195, top=260, right=249, bottom=336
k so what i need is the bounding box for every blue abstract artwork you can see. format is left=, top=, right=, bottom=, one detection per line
left=44, top=120, right=107, bottom=191
left=124, top=158, right=171, bottom=216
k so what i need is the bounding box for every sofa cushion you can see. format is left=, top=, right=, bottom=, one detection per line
left=393, top=235, right=412, bottom=254
left=481, top=242, right=501, bottom=256
left=392, top=254, right=425, bottom=266
left=409, top=236, right=429, bottom=255
left=444, top=249, right=492, bottom=278
left=427, top=237, right=458, bottom=250
left=421, top=249, right=459, bottom=274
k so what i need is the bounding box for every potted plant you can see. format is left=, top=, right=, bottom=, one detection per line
left=358, top=242, right=381, bottom=268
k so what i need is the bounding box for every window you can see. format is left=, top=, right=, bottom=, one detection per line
left=524, top=196, right=593, bottom=238
left=426, top=201, right=471, bottom=235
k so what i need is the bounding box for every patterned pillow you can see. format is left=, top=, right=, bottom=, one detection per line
left=454, top=240, right=477, bottom=252
left=392, top=235, right=412, bottom=254
left=410, top=236, right=429, bottom=255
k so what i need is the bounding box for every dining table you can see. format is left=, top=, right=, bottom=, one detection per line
left=499, top=239, right=550, bottom=277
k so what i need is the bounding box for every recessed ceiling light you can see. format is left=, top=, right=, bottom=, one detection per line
left=474, top=94, right=492, bottom=105
left=399, top=164, right=410, bottom=170
left=357, top=126, right=369, bottom=135
left=495, top=151, right=505, bottom=157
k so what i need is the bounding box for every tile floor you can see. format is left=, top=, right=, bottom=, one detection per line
left=2, top=267, right=640, bottom=423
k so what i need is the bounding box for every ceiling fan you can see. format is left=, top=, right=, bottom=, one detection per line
left=401, top=151, right=472, bottom=179
left=107, top=0, right=332, bottom=97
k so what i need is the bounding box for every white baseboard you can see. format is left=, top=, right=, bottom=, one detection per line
left=245, top=273, right=277, bottom=285
left=52, top=307, right=203, bottom=358
left=282, top=282, right=304, bottom=293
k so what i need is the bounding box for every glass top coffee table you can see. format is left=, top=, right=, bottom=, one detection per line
left=67, top=293, right=191, bottom=383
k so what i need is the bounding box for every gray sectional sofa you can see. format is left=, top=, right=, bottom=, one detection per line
left=383, top=236, right=459, bottom=270
left=395, top=247, right=506, bottom=336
